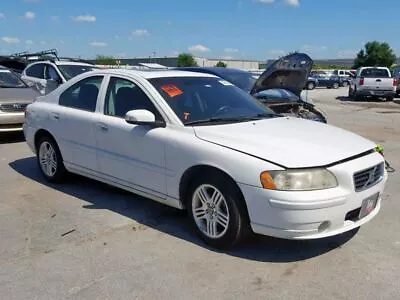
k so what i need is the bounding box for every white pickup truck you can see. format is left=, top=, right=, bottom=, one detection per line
left=348, top=67, right=397, bottom=101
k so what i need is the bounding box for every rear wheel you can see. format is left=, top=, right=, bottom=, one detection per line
left=37, top=135, right=67, bottom=182
left=186, top=173, right=251, bottom=249
left=333, top=82, right=339, bottom=89
left=386, top=96, right=394, bottom=102
left=342, top=81, right=349, bottom=87
left=307, top=82, right=315, bottom=90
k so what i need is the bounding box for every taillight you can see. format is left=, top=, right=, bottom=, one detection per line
left=394, top=79, right=398, bottom=86
left=359, top=78, right=364, bottom=85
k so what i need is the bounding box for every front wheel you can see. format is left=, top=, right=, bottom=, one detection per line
left=187, top=173, right=250, bottom=249
left=306, top=82, right=315, bottom=90
left=386, top=96, right=394, bottom=102
left=332, top=82, right=339, bottom=89
left=37, top=136, right=67, bottom=182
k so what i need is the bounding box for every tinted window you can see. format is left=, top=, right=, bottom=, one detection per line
left=45, top=65, right=62, bottom=82
left=104, top=77, right=162, bottom=120
left=26, top=64, right=45, bottom=79
left=360, top=68, right=390, bottom=78
left=59, top=76, right=103, bottom=112
left=149, top=76, right=276, bottom=125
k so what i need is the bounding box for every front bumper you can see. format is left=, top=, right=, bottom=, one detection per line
left=0, top=112, right=25, bottom=132
left=356, top=89, right=395, bottom=98
left=239, top=152, right=388, bottom=240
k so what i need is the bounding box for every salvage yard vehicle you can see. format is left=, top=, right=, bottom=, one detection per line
left=176, top=53, right=327, bottom=123
left=24, top=68, right=388, bottom=248
left=306, top=72, right=341, bottom=90
left=348, top=67, right=396, bottom=101
left=0, top=66, right=40, bottom=132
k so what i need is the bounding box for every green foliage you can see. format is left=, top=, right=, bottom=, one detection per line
left=215, top=61, right=227, bottom=67
left=353, top=41, right=397, bottom=69
left=95, top=55, right=117, bottom=65
left=177, top=53, right=198, bottom=67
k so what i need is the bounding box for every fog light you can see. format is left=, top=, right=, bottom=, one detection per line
left=318, top=221, right=331, bottom=233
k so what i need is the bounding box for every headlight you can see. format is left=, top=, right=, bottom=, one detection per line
left=260, top=169, right=338, bottom=191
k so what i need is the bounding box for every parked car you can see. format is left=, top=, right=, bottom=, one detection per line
left=306, top=72, right=341, bottom=90
left=0, top=66, right=40, bottom=132
left=348, top=67, right=396, bottom=101
left=24, top=68, right=388, bottom=248
left=175, top=53, right=327, bottom=123
left=332, top=69, right=353, bottom=87
left=391, top=65, right=400, bottom=95
left=21, top=59, right=99, bottom=95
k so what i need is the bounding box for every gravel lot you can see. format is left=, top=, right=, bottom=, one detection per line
left=1, top=87, right=399, bottom=300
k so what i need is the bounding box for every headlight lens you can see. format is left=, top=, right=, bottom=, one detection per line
left=260, top=169, right=338, bottom=191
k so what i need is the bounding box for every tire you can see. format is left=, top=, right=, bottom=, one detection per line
left=386, top=97, right=394, bottom=102
left=333, top=82, right=339, bottom=89
left=186, top=172, right=251, bottom=249
left=306, top=82, right=315, bottom=90
left=342, top=81, right=349, bottom=87
left=36, top=135, right=67, bottom=182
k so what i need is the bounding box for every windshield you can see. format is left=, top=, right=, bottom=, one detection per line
left=0, top=69, right=27, bottom=88
left=215, top=70, right=257, bottom=92
left=254, top=88, right=299, bottom=102
left=58, top=64, right=99, bottom=80
left=360, top=68, right=390, bottom=78
left=149, top=77, right=277, bottom=125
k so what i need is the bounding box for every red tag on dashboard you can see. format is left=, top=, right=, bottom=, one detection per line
left=161, top=85, right=183, bottom=97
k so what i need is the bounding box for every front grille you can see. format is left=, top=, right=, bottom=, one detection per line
left=0, top=103, right=28, bottom=113
left=353, top=162, right=384, bottom=192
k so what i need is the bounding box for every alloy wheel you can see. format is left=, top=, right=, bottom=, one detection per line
left=39, top=141, right=57, bottom=177
left=192, top=184, right=230, bottom=239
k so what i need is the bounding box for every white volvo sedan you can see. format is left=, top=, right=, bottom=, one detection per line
left=23, top=67, right=388, bottom=248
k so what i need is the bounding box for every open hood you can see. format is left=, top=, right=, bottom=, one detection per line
left=250, top=53, right=313, bottom=97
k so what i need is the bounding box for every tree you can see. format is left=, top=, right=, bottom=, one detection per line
left=177, top=53, right=198, bottom=67
left=353, top=41, right=397, bottom=69
left=95, top=55, right=117, bottom=65
left=215, top=61, right=227, bottom=67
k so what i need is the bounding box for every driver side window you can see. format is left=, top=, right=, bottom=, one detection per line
left=104, top=77, right=162, bottom=120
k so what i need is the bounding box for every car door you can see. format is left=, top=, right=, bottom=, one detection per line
left=94, top=75, right=167, bottom=198
left=21, top=63, right=47, bottom=94
left=53, top=75, right=105, bottom=173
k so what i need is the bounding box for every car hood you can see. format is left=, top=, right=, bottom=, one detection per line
left=250, top=53, right=313, bottom=97
left=193, top=117, right=376, bottom=168
left=0, top=87, right=40, bottom=104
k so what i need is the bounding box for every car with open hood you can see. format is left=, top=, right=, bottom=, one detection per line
left=0, top=66, right=40, bottom=132
left=23, top=68, right=387, bottom=249
left=175, top=53, right=327, bottom=123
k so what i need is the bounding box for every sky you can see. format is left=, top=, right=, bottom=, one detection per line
left=0, top=0, right=399, bottom=60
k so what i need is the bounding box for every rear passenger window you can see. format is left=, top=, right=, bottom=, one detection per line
left=26, top=64, right=45, bottom=79
left=59, top=76, right=103, bottom=112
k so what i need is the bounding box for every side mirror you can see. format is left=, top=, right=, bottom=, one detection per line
left=125, top=109, right=165, bottom=127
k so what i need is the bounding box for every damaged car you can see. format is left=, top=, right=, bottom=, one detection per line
left=175, top=53, right=327, bottom=123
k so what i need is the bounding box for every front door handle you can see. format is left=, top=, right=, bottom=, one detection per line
left=97, top=123, right=108, bottom=131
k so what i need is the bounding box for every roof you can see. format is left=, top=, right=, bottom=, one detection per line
left=92, top=68, right=218, bottom=79
left=175, top=67, right=251, bottom=74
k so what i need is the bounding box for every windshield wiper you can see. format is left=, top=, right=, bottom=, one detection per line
left=185, top=113, right=280, bottom=125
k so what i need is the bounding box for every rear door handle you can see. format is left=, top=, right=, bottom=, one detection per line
left=97, top=123, right=108, bottom=131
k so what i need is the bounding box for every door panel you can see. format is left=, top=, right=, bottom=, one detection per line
left=53, top=75, right=104, bottom=172
left=94, top=76, right=167, bottom=196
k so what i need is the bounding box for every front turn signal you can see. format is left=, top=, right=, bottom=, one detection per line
left=260, top=171, right=277, bottom=190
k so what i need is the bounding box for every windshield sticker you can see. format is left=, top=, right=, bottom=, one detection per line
left=183, top=112, right=190, bottom=120
left=161, top=84, right=183, bottom=97
left=219, top=80, right=233, bottom=86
